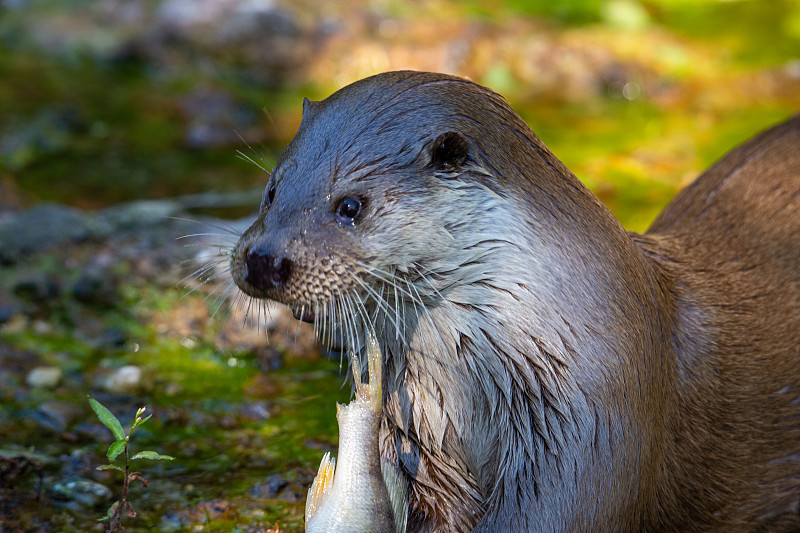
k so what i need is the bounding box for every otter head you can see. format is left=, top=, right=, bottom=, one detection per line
left=230, top=70, right=628, bottom=350
left=231, top=71, right=539, bottom=341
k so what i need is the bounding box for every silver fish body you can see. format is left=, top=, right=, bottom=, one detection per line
left=305, top=332, right=407, bottom=533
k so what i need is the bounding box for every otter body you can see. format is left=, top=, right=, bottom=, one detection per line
left=231, top=72, right=800, bottom=531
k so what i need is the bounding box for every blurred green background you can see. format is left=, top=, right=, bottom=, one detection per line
left=2, top=0, right=798, bottom=231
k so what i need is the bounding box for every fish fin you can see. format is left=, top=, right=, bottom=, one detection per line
left=364, top=329, right=383, bottom=409
left=381, top=459, right=409, bottom=533
left=305, top=451, right=336, bottom=522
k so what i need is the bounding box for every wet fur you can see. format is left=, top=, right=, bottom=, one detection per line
left=230, top=71, right=800, bottom=531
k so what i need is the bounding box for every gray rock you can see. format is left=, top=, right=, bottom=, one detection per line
left=59, top=449, right=96, bottom=478
left=249, top=472, right=288, bottom=499
left=49, top=478, right=113, bottom=507
left=94, top=199, right=182, bottom=235
left=0, top=204, right=90, bottom=264
left=35, top=400, right=83, bottom=432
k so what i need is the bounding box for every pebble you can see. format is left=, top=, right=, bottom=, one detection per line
left=248, top=473, right=287, bottom=499
left=26, top=366, right=63, bottom=389
left=102, top=364, right=142, bottom=394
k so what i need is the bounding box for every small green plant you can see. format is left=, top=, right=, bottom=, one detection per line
left=88, top=396, right=174, bottom=533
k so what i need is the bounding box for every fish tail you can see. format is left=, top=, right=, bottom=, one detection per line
left=305, top=451, right=336, bottom=521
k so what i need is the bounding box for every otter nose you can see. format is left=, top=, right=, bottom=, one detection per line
left=245, top=246, right=293, bottom=290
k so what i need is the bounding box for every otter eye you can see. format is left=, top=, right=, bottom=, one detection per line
left=335, top=197, right=362, bottom=225
left=262, top=179, right=277, bottom=210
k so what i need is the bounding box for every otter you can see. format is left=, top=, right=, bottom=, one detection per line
left=230, top=71, right=800, bottom=532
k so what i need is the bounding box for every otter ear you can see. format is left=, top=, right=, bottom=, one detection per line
left=302, top=97, right=320, bottom=118
left=430, top=131, right=469, bottom=171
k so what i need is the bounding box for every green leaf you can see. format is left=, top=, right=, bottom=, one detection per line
left=97, top=464, right=125, bottom=472
left=131, top=450, right=174, bottom=461
left=107, top=439, right=126, bottom=460
left=98, top=501, right=119, bottom=522
left=132, top=413, right=152, bottom=430
left=88, top=397, right=126, bottom=441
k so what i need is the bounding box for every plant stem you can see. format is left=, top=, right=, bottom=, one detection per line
left=106, top=442, right=130, bottom=533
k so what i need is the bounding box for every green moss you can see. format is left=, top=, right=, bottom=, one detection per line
left=648, top=0, right=800, bottom=66
left=460, top=0, right=606, bottom=24
left=693, top=107, right=796, bottom=169
left=520, top=98, right=796, bottom=231
left=2, top=328, right=95, bottom=361
left=137, top=341, right=252, bottom=401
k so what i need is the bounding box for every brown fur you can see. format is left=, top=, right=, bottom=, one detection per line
left=634, top=117, right=800, bottom=530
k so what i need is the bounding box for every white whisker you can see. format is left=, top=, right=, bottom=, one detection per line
left=169, top=215, right=243, bottom=237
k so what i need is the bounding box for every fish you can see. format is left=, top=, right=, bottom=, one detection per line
left=305, top=331, right=408, bottom=533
